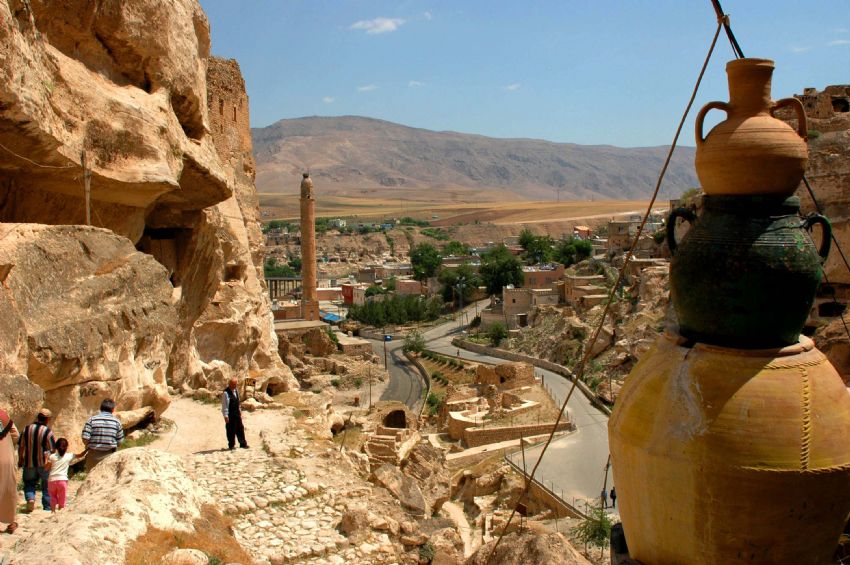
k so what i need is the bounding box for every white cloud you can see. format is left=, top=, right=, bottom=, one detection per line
left=829, top=39, right=850, bottom=46
left=789, top=45, right=812, bottom=53
left=504, top=83, right=521, bottom=91
left=423, top=11, right=433, bottom=21
left=408, top=80, right=425, bottom=88
left=350, top=17, right=405, bottom=34
left=322, top=96, right=335, bottom=104
left=834, top=27, right=849, bottom=33
left=357, top=84, right=378, bottom=92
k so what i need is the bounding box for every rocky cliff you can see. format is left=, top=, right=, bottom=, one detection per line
left=0, top=0, right=294, bottom=434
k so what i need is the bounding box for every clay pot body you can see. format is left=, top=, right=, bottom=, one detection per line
left=667, top=195, right=830, bottom=348
left=609, top=332, right=850, bottom=564
left=695, top=58, right=808, bottom=196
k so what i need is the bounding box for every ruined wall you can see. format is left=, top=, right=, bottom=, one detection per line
left=778, top=85, right=850, bottom=379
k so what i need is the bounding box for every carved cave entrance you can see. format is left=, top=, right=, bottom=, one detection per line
left=383, top=410, right=407, bottom=429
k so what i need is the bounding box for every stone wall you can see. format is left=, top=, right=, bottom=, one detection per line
left=462, top=420, right=572, bottom=448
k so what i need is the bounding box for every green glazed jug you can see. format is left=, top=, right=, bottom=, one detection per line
left=667, top=195, right=830, bottom=348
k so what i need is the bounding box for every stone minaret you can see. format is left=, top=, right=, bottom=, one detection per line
left=299, top=173, right=319, bottom=320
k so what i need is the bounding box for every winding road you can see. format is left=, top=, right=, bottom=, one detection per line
left=374, top=301, right=612, bottom=508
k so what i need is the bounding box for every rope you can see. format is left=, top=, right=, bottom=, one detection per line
left=0, top=141, right=77, bottom=169
left=710, top=0, right=745, bottom=58
left=484, top=18, right=725, bottom=564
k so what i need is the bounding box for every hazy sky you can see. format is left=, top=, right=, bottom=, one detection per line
left=198, top=1, right=848, bottom=147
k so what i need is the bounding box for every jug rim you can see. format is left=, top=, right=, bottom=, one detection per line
left=726, top=57, right=774, bottom=70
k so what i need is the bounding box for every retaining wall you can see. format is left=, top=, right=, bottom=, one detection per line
left=463, top=420, right=572, bottom=448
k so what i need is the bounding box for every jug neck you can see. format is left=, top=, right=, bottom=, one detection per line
left=726, top=58, right=775, bottom=115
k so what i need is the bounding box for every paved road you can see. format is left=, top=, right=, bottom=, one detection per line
left=371, top=337, right=426, bottom=412
left=373, top=301, right=612, bottom=510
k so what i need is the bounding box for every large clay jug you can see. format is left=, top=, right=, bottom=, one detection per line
left=695, top=58, right=808, bottom=196
left=667, top=195, right=830, bottom=348
left=609, top=331, right=850, bottom=564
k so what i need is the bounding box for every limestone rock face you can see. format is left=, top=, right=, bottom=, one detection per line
left=0, top=0, right=230, bottom=239
left=165, top=57, right=297, bottom=396
left=8, top=448, right=207, bottom=564
left=0, top=224, right=176, bottom=444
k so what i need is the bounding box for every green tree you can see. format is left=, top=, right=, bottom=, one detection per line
left=486, top=322, right=508, bottom=347
left=524, top=234, right=554, bottom=263
left=479, top=245, right=523, bottom=295
left=411, top=243, right=441, bottom=281
left=441, top=240, right=470, bottom=256
left=518, top=228, right=536, bottom=250
left=554, top=237, right=593, bottom=267
left=571, top=503, right=613, bottom=558
left=288, top=257, right=302, bottom=272
left=402, top=330, right=425, bottom=354
left=264, top=257, right=296, bottom=277
left=438, top=263, right=479, bottom=305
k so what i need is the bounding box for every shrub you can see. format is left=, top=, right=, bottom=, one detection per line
left=486, top=322, right=508, bottom=347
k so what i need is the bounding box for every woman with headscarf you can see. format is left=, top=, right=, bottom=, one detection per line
left=0, top=408, right=20, bottom=534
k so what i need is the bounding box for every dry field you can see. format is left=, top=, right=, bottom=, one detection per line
left=259, top=189, right=650, bottom=227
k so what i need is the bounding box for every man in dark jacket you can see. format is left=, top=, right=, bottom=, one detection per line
left=221, top=377, right=248, bottom=450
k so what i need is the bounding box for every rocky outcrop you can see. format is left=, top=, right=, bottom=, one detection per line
left=0, top=224, right=176, bottom=445
left=0, top=0, right=297, bottom=422
left=466, top=524, right=592, bottom=565
left=7, top=448, right=208, bottom=564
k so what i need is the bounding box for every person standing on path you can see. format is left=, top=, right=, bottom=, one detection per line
left=81, top=399, right=124, bottom=471
left=601, top=489, right=608, bottom=508
left=222, top=377, right=248, bottom=450
left=0, top=409, right=20, bottom=534
left=18, top=408, right=56, bottom=512
left=610, top=486, right=617, bottom=508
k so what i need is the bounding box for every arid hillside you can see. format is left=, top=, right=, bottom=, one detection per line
left=252, top=115, right=698, bottom=200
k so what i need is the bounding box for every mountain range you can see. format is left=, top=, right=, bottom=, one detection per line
left=252, top=116, right=698, bottom=201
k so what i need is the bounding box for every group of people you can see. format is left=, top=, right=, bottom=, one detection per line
left=601, top=486, right=617, bottom=508
left=0, top=399, right=124, bottom=535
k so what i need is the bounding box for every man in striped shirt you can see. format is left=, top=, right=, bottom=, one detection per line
left=81, top=399, right=124, bottom=471
left=18, top=408, right=56, bottom=512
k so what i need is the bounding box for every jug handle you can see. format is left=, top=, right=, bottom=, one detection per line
left=804, top=214, right=832, bottom=260
left=771, top=97, right=808, bottom=140
left=667, top=208, right=696, bottom=255
left=695, top=101, right=730, bottom=147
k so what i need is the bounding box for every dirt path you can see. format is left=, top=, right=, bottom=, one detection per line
left=149, top=397, right=291, bottom=456
left=441, top=500, right=478, bottom=557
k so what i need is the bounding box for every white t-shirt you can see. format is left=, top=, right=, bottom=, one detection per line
left=48, top=452, right=74, bottom=482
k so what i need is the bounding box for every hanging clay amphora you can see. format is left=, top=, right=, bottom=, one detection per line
left=695, top=58, right=808, bottom=196
left=608, top=331, right=850, bottom=564
left=667, top=195, right=830, bottom=348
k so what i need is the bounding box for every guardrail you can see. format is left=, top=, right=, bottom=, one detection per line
left=503, top=447, right=588, bottom=520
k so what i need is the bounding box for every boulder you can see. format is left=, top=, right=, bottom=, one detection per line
left=0, top=224, right=176, bottom=449
left=466, top=524, right=592, bottom=565
left=372, top=464, right=428, bottom=516
left=401, top=443, right=450, bottom=514
left=339, top=504, right=371, bottom=544
left=7, top=448, right=208, bottom=564
left=161, top=548, right=209, bottom=565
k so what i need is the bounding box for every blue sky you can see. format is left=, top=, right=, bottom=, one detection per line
left=198, top=1, right=848, bottom=147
